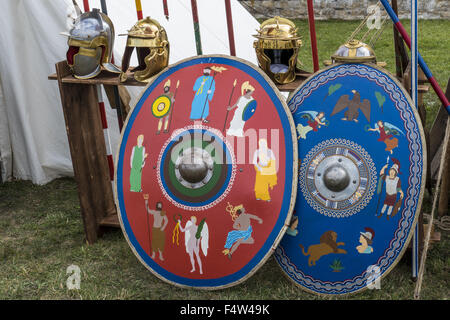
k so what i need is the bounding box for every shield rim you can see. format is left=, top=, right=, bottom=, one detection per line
left=151, top=94, right=172, bottom=118
left=114, top=54, right=298, bottom=290
left=276, top=62, right=427, bottom=296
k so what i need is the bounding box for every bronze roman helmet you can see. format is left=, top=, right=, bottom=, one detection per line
left=253, top=16, right=302, bottom=85
left=120, top=17, right=170, bottom=83
left=65, top=8, right=121, bottom=79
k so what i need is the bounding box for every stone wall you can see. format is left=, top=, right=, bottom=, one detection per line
left=239, top=0, right=450, bottom=20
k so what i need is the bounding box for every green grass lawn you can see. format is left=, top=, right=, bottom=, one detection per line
left=0, top=178, right=448, bottom=300
left=0, top=19, right=449, bottom=300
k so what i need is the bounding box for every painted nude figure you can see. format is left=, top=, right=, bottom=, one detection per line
left=222, top=205, right=263, bottom=259
left=144, top=195, right=168, bottom=261
left=178, top=216, right=209, bottom=274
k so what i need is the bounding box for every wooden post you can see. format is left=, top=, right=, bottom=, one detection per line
left=435, top=79, right=450, bottom=217
left=55, top=61, right=117, bottom=244
left=438, top=140, right=450, bottom=217
left=392, top=0, right=409, bottom=79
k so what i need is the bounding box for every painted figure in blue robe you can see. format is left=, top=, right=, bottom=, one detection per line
left=190, top=67, right=215, bottom=122
left=222, top=205, right=263, bottom=260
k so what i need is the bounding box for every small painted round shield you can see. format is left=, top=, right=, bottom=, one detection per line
left=242, top=100, right=257, bottom=121
left=152, top=95, right=172, bottom=118
left=275, top=63, right=426, bottom=296
left=115, top=55, right=297, bottom=289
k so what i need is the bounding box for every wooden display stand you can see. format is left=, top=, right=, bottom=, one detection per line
left=49, top=61, right=145, bottom=244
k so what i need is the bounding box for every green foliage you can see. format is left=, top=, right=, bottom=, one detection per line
left=329, top=259, right=345, bottom=272
left=375, top=91, right=386, bottom=109
left=328, top=83, right=342, bottom=96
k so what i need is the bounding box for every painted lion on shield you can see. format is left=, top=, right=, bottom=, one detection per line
left=299, top=231, right=347, bottom=266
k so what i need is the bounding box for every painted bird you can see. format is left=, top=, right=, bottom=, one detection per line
left=331, top=90, right=371, bottom=123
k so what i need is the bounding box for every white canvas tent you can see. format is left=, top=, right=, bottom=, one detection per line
left=0, top=0, right=259, bottom=184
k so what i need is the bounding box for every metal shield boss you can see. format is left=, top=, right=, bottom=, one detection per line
left=115, top=55, right=297, bottom=289
left=275, top=63, right=426, bottom=295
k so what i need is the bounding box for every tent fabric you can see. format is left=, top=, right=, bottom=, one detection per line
left=0, top=0, right=259, bottom=185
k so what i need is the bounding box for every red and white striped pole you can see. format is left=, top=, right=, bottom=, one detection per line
left=82, top=0, right=115, bottom=184
left=97, top=85, right=115, bottom=182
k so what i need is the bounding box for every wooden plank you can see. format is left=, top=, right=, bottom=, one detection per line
left=49, top=62, right=147, bottom=87
left=430, top=78, right=450, bottom=164
left=104, top=84, right=131, bottom=117
left=100, top=214, right=120, bottom=228
left=118, top=85, right=132, bottom=116
left=392, top=0, right=409, bottom=79
left=276, top=74, right=309, bottom=92
left=55, top=61, right=117, bottom=244
left=437, top=136, right=449, bottom=217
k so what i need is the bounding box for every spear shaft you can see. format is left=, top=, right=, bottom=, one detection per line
left=307, top=0, right=319, bottom=72
left=191, top=0, right=203, bottom=55
left=100, top=0, right=124, bottom=131
left=167, top=81, right=181, bottom=132
left=200, top=72, right=217, bottom=121
left=135, top=0, right=143, bottom=20
left=82, top=0, right=90, bottom=12
left=224, top=0, right=236, bottom=56
left=223, top=79, right=237, bottom=132
left=163, top=0, right=169, bottom=20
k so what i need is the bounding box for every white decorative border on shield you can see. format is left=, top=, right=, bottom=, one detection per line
left=156, top=124, right=237, bottom=211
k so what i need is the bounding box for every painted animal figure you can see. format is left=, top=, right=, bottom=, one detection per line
left=331, top=90, right=371, bottom=123
left=299, top=231, right=347, bottom=266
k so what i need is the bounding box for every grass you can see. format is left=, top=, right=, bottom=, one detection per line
left=0, top=178, right=448, bottom=300
left=0, top=20, right=449, bottom=300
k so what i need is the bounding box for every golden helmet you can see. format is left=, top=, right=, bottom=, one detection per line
left=331, top=39, right=377, bottom=64
left=253, top=16, right=302, bottom=85
left=120, top=17, right=169, bottom=83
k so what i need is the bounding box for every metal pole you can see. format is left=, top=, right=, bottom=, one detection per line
left=410, top=0, right=419, bottom=281
left=379, top=0, right=450, bottom=115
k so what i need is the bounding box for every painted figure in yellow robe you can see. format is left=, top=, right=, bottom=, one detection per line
left=252, top=139, right=277, bottom=201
